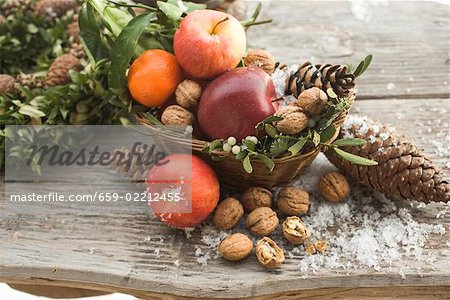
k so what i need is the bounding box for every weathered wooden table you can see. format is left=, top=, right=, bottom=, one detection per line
left=1, top=1, right=449, bottom=299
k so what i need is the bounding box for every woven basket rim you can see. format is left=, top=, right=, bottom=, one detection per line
left=135, top=90, right=355, bottom=163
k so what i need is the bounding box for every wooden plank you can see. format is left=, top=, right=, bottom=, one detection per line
left=246, top=1, right=450, bottom=99
left=0, top=98, right=449, bottom=299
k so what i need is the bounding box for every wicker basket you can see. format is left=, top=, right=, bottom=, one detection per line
left=136, top=97, right=353, bottom=191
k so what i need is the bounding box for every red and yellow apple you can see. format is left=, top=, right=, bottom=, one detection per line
left=174, top=10, right=246, bottom=79
left=146, top=154, right=220, bottom=229
left=198, top=67, right=277, bottom=141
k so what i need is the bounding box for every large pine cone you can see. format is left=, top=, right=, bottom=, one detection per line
left=46, top=54, right=82, bottom=86
left=35, top=0, right=77, bottom=19
left=325, top=115, right=450, bottom=203
left=287, top=62, right=355, bottom=98
left=0, top=74, right=16, bottom=94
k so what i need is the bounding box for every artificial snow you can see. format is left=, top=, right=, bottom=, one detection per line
left=185, top=153, right=447, bottom=276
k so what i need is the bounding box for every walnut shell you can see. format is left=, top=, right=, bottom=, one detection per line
left=318, top=172, right=351, bottom=203
left=281, top=216, right=311, bottom=245
left=161, top=105, right=195, bottom=126
left=255, top=237, right=285, bottom=269
left=315, top=240, right=328, bottom=253
left=213, top=197, right=244, bottom=230
left=277, top=187, right=309, bottom=216
left=305, top=244, right=316, bottom=254
left=274, top=106, right=309, bottom=135
left=175, top=79, right=202, bottom=110
left=219, top=233, right=253, bottom=262
left=244, top=49, right=276, bottom=75
left=247, top=207, right=278, bottom=237
left=294, top=87, right=328, bottom=116
left=241, top=187, right=272, bottom=212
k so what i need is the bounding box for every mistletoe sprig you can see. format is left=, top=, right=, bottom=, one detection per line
left=202, top=90, right=378, bottom=173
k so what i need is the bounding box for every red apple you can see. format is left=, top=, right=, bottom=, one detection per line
left=147, top=154, right=220, bottom=229
left=198, top=67, right=277, bottom=141
left=174, top=10, right=246, bottom=79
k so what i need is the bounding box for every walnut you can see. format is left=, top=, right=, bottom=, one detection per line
left=244, top=49, right=276, bottom=75
left=213, top=197, right=244, bottom=230
left=175, top=79, right=202, bottom=110
left=241, top=187, right=272, bottom=212
left=255, top=237, right=285, bottom=269
left=318, top=172, right=351, bottom=203
left=274, top=106, right=309, bottom=135
left=219, top=233, right=253, bottom=262
left=294, top=87, right=328, bottom=116
left=305, top=244, right=316, bottom=254
left=281, top=216, right=311, bottom=245
left=315, top=240, right=328, bottom=253
left=277, top=187, right=309, bottom=216
left=247, top=207, right=278, bottom=237
left=161, top=105, right=195, bottom=126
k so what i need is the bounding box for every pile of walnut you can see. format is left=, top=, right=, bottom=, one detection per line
left=215, top=171, right=351, bottom=269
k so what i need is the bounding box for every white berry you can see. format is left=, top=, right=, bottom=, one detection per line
left=227, top=136, right=237, bottom=146
left=185, top=125, right=194, bottom=134
left=222, top=143, right=232, bottom=152
left=232, top=145, right=241, bottom=154
left=246, top=136, right=258, bottom=144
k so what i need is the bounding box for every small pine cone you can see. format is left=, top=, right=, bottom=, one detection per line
left=69, top=42, right=86, bottom=60
left=1, top=0, right=34, bottom=17
left=287, top=62, right=355, bottom=98
left=15, top=73, right=44, bottom=90
left=110, top=146, right=149, bottom=187
left=35, top=0, right=77, bottom=19
left=66, top=20, right=80, bottom=43
left=46, top=54, right=82, bottom=86
left=0, top=74, right=16, bottom=94
left=274, top=106, right=309, bottom=135
left=325, top=115, right=450, bottom=203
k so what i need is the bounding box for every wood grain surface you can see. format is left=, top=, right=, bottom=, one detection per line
left=1, top=0, right=450, bottom=299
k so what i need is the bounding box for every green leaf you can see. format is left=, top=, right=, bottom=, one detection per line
left=209, top=139, right=223, bottom=151
left=264, top=124, right=279, bottom=139
left=157, top=1, right=183, bottom=22
left=326, top=88, right=337, bottom=99
left=242, top=139, right=256, bottom=151
left=79, top=2, right=110, bottom=63
left=235, top=150, right=247, bottom=161
left=353, top=54, right=373, bottom=77
left=108, top=13, right=155, bottom=94
left=257, top=153, right=275, bottom=172
left=312, top=131, right=321, bottom=146
left=333, top=148, right=378, bottom=166
left=269, top=138, right=290, bottom=156
left=145, top=112, right=163, bottom=125
left=288, top=138, right=307, bottom=156
left=181, top=1, right=207, bottom=13
left=18, top=105, right=45, bottom=118
left=243, top=155, right=253, bottom=173
left=88, top=0, right=133, bottom=36
left=332, top=138, right=367, bottom=147
left=320, top=126, right=336, bottom=143
left=256, top=115, right=283, bottom=130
